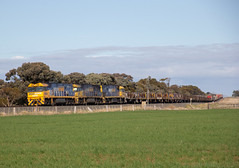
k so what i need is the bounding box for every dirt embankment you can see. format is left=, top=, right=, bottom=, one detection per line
left=217, top=97, right=239, bottom=104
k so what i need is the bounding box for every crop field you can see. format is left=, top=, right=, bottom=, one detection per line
left=0, top=109, right=239, bottom=168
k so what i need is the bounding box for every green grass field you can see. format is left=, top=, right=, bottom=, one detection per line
left=0, top=109, right=239, bottom=167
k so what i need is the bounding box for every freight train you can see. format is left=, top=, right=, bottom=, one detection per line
left=27, top=83, right=223, bottom=106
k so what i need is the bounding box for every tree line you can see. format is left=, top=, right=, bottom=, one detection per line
left=232, top=90, right=239, bottom=97
left=1, top=62, right=207, bottom=107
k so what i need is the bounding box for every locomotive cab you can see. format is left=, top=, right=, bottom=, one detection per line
left=27, top=83, right=49, bottom=105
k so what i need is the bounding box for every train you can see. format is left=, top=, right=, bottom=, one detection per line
left=27, top=83, right=223, bottom=106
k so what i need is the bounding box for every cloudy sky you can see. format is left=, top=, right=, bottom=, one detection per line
left=0, top=0, right=239, bottom=96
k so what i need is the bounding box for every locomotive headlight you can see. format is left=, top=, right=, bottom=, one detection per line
left=28, top=92, right=44, bottom=97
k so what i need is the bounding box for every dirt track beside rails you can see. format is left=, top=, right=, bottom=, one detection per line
left=217, top=97, right=239, bottom=104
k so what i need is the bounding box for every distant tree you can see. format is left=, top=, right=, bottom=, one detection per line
left=85, top=73, right=101, bottom=85
left=155, top=79, right=168, bottom=92
left=113, top=73, right=133, bottom=85
left=160, top=77, right=171, bottom=87
left=64, top=72, right=86, bottom=84
left=136, top=78, right=167, bottom=92
left=136, top=79, right=147, bottom=92
left=100, top=73, right=117, bottom=85
left=0, top=79, right=4, bottom=88
left=5, top=62, right=69, bottom=84
left=51, top=71, right=64, bottom=83
left=179, top=85, right=205, bottom=96
left=85, top=73, right=116, bottom=85
left=10, top=62, right=65, bottom=83
left=112, top=73, right=135, bottom=91
left=170, top=84, right=181, bottom=93
left=125, top=82, right=136, bottom=92
left=0, top=86, right=21, bottom=106
left=232, top=90, right=239, bottom=97
left=5, top=69, right=18, bottom=82
left=0, top=80, right=6, bottom=106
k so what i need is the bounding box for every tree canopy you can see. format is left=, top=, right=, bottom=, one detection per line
left=232, top=90, right=239, bottom=97
left=6, top=62, right=63, bottom=83
left=64, top=72, right=86, bottom=84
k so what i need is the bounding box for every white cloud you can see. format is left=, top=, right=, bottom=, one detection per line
left=26, top=43, right=238, bottom=78
left=11, top=56, right=26, bottom=60
left=85, top=50, right=136, bottom=58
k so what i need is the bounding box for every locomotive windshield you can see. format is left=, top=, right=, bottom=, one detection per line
left=28, top=87, right=47, bottom=92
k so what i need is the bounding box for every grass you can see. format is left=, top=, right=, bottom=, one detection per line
left=0, top=109, right=239, bottom=167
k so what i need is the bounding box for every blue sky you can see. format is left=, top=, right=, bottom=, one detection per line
left=0, top=0, right=239, bottom=96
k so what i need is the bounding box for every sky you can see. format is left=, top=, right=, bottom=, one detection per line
left=0, top=0, right=239, bottom=96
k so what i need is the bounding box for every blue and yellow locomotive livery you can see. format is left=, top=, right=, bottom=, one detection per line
left=28, top=83, right=75, bottom=105
left=27, top=83, right=126, bottom=106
